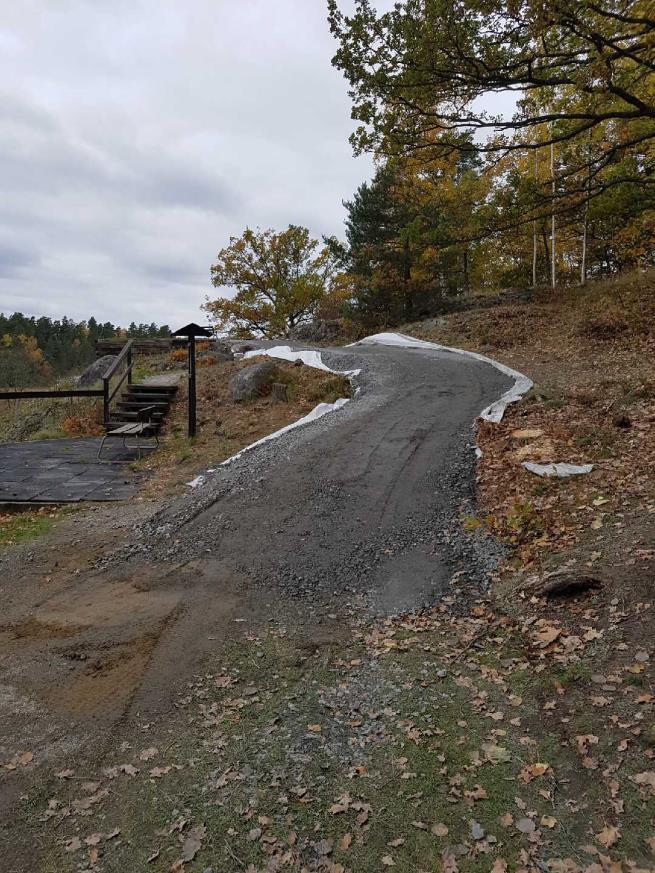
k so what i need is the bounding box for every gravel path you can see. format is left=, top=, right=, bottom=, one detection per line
left=131, top=341, right=512, bottom=613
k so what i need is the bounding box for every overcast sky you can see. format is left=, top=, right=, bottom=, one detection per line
left=0, top=1, right=374, bottom=328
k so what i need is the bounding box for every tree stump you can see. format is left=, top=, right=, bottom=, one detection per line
left=271, top=382, right=288, bottom=403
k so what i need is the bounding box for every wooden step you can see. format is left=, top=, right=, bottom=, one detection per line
left=117, top=400, right=170, bottom=410
left=105, top=381, right=177, bottom=440
left=127, top=384, right=178, bottom=395
left=112, top=409, right=166, bottom=421
left=121, top=392, right=173, bottom=402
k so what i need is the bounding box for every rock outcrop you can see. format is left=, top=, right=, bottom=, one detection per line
left=228, top=361, right=278, bottom=402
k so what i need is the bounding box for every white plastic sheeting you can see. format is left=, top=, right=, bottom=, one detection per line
left=243, top=345, right=361, bottom=377
left=353, top=332, right=532, bottom=423
left=522, top=462, right=594, bottom=478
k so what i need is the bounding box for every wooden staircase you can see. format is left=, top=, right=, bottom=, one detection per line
left=108, top=383, right=178, bottom=436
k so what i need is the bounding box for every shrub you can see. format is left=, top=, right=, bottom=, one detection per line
left=62, top=414, right=103, bottom=437
left=196, top=355, right=217, bottom=369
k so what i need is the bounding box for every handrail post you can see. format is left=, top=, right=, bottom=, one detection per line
left=103, top=377, right=110, bottom=429
left=100, top=338, right=134, bottom=430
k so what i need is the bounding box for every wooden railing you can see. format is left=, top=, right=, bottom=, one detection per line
left=0, top=339, right=135, bottom=431
left=0, top=389, right=104, bottom=400
left=101, top=340, right=133, bottom=427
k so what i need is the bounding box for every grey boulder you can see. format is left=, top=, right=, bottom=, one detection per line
left=78, top=355, right=117, bottom=386
left=211, top=339, right=235, bottom=362
left=229, top=361, right=278, bottom=402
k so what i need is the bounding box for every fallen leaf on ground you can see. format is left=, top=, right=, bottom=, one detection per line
left=632, top=772, right=655, bottom=794
left=516, top=818, right=536, bottom=834
left=139, top=747, right=158, bottom=761
left=532, top=625, right=562, bottom=647
left=518, top=762, right=550, bottom=783
left=482, top=743, right=511, bottom=764
left=180, top=825, right=206, bottom=862
left=4, top=751, right=33, bottom=770
left=442, top=849, right=459, bottom=872
left=596, top=825, right=620, bottom=848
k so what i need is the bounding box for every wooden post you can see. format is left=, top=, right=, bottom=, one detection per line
left=188, top=334, right=197, bottom=438
left=103, top=377, right=110, bottom=429
left=172, top=323, right=212, bottom=439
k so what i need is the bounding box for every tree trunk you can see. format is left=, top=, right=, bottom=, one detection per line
left=580, top=201, right=588, bottom=286
left=532, top=148, right=538, bottom=287
left=550, top=141, right=557, bottom=289
left=580, top=135, right=591, bottom=286
left=271, top=382, right=288, bottom=404
left=403, top=237, right=412, bottom=320
left=541, top=226, right=551, bottom=282
left=463, top=246, right=470, bottom=295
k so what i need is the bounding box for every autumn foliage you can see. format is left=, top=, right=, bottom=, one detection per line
left=205, top=225, right=339, bottom=338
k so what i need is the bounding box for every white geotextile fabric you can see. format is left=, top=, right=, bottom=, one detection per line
left=243, top=345, right=360, bottom=377
left=352, top=332, right=532, bottom=423
left=522, top=462, right=594, bottom=478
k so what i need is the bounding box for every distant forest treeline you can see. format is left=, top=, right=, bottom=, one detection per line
left=0, top=313, right=171, bottom=388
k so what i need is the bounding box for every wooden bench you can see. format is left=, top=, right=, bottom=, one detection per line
left=97, top=406, right=160, bottom=460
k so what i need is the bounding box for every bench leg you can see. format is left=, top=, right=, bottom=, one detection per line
left=97, top=434, right=109, bottom=461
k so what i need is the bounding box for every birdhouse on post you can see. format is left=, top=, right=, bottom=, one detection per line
left=172, top=322, right=213, bottom=438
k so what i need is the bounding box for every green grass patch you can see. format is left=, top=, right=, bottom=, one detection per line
left=0, top=508, right=60, bottom=548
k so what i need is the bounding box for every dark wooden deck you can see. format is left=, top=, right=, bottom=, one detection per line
left=0, top=438, right=143, bottom=504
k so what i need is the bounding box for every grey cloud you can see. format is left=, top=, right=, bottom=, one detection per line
left=0, top=243, right=39, bottom=278
left=0, top=97, right=238, bottom=213
left=0, top=1, right=372, bottom=326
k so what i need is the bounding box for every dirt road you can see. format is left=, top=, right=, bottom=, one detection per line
left=0, top=340, right=511, bottom=869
